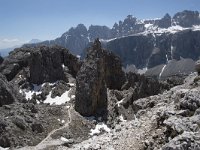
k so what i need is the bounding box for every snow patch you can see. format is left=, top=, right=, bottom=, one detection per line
left=171, top=45, right=174, bottom=59
left=71, top=95, right=75, bottom=99
left=62, top=64, right=65, bottom=68
left=166, top=54, right=169, bottom=63
left=60, top=137, right=69, bottom=142
left=144, top=23, right=153, bottom=28
left=19, top=84, right=44, bottom=100
left=76, top=55, right=81, bottom=59
left=68, top=83, right=75, bottom=87
left=0, top=147, right=9, bottom=150
left=192, top=25, right=200, bottom=31
left=138, top=67, right=147, bottom=74
left=159, top=65, right=167, bottom=79
left=43, top=90, right=71, bottom=105
left=119, top=115, right=127, bottom=122
left=89, top=123, right=111, bottom=136
left=116, top=98, right=125, bottom=107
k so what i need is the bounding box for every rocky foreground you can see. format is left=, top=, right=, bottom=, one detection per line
left=63, top=72, right=200, bottom=150
left=0, top=40, right=200, bottom=150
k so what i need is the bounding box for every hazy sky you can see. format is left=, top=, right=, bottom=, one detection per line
left=0, top=0, right=200, bottom=49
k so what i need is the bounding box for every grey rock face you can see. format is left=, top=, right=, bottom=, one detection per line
left=106, top=35, right=154, bottom=68
left=146, top=59, right=195, bottom=79
left=173, top=10, right=200, bottom=27
left=106, top=29, right=200, bottom=79
left=0, top=47, right=32, bottom=81
left=29, top=45, right=81, bottom=84
left=88, top=25, right=112, bottom=41
left=179, top=90, right=200, bottom=112
left=111, top=15, right=145, bottom=38
left=0, top=73, right=20, bottom=106
left=29, top=46, right=64, bottom=84
left=156, top=13, right=171, bottom=28
left=106, top=72, right=167, bottom=124
left=122, top=72, right=163, bottom=97
left=75, top=39, right=125, bottom=116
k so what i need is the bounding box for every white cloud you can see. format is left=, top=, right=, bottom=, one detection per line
left=2, top=38, right=20, bottom=43
left=0, top=38, right=25, bottom=49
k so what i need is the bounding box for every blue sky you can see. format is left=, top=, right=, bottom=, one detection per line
left=0, top=0, right=200, bottom=48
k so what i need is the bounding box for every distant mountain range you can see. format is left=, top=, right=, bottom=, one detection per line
left=25, top=10, right=200, bottom=54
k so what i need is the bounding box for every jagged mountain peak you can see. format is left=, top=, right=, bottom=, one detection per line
left=24, top=10, right=200, bottom=56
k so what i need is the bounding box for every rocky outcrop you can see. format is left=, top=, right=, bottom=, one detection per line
left=29, top=46, right=65, bottom=84
left=0, top=103, right=70, bottom=148
left=75, top=39, right=125, bottom=116
left=88, top=25, right=112, bottom=41
left=172, top=10, right=200, bottom=27
left=0, top=47, right=32, bottom=81
left=0, top=73, right=23, bottom=106
left=106, top=72, right=168, bottom=124
left=156, top=13, right=171, bottom=28
left=122, top=72, right=164, bottom=96
left=111, top=15, right=145, bottom=38
left=0, top=45, right=81, bottom=84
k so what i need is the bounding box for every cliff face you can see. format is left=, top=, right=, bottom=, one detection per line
left=106, top=30, right=200, bottom=68
left=105, top=30, right=200, bottom=78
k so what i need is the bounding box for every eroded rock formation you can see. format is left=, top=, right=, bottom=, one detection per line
left=75, top=39, right=125, bottom=116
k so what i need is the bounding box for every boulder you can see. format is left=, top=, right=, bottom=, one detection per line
left=12, top=116, right=27, bottom=130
